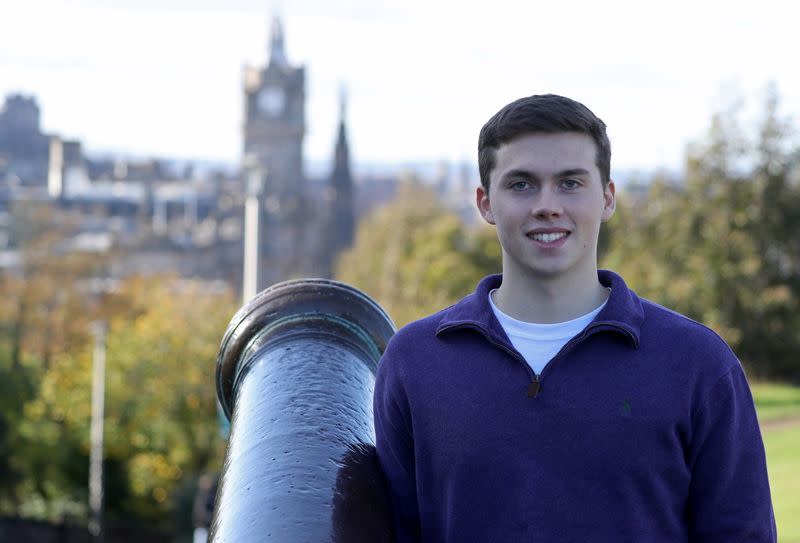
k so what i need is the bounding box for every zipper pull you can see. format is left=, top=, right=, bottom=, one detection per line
left=527, top=379, right=541, bottom=398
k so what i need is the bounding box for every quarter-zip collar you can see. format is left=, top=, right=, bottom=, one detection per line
left=435, top=270, right=642, bottom=349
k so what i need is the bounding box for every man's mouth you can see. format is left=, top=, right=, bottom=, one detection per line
left=528, top=232, right=569, bottom=243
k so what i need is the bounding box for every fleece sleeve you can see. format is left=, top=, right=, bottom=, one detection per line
left=373, top=340, right=422, bottom=542
left=686, top=361, right=777, bottom=542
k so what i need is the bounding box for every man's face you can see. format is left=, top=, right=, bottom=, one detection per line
left=476, top=132, right=615, bottom=282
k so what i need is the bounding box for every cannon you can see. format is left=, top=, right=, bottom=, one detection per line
left=210, top=279, right=396, bottom=542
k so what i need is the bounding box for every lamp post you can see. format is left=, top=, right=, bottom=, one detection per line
left=88, top=320, right=107, bottom=542
left=242, top=158, right=264, bottom=304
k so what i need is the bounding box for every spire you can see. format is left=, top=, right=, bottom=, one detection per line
left=333, top=87, right=350, bottom=184
left=327, top=85, right=354, bottom=263
left=339, top=87, right=347, bottom=130
left=268, top=16, right=288, bottom=67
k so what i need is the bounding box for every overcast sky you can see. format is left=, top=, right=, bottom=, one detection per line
left=2, top=0, right=798, bottom=175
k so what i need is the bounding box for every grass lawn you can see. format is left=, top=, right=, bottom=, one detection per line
left=764, top=424, right=800, bottom=543
left=753, top=382, right=800, bottom=543
left=752, top=381, right=800, bottom=423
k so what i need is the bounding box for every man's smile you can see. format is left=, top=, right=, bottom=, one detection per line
left=526, top=229, right=571, bottom=245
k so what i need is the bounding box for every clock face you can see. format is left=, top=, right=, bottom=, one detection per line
left=258, top=86, right=286, bottom=116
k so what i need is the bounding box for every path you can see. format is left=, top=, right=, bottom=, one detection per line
left=761, top=413, right=800, bottom=432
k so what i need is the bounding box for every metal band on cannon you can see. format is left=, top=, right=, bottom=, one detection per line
left=211, top=279, right=396, bottom=542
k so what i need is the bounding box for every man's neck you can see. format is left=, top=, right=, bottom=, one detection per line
left=493, top=267, right=608, bottom=324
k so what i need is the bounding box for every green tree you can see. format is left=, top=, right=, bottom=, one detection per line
left=0, top=203, right=107, bottom=517
left=0, top=201, right=240, bottom=532
left=335, top=181, right=501, bottom=326
left=739, top=84, right=800, bottom=379
left=21, top=275, right=236, bottom=525
left=604, top=87, right=800, bottom=380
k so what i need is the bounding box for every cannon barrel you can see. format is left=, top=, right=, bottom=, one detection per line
left=210, top=279, right=396, bottom=542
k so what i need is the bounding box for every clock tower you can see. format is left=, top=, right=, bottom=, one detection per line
left=243, top=16, right=308, bottom=288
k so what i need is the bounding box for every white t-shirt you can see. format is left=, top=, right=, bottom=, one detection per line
left=488, top=290, right=607, bottom=375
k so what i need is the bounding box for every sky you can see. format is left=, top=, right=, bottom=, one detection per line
left=2, top=0, right=798, bottom=176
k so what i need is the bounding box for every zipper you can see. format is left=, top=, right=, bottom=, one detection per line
left=439, top=320, right=636, bottom=398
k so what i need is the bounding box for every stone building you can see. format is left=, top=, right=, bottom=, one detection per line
left=242, top=16, right=354, bottom=289
left=1, top=15, right=358, bottom=295
left=0, top=93, right=50, bottom=184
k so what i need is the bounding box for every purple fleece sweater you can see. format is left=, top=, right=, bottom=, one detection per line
left=374, top=271, right=776, bottom=542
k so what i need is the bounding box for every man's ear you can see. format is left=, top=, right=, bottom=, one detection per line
left=601, top=180, right=616, bottom=222
left=476, top=186, right=495, bottom=225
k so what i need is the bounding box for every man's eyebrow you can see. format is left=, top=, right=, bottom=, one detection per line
left=499, top=168, right=591, bottom=182
left=500, top=169, right=540, bottom=182
left=557, top=168, right=591, bottom=178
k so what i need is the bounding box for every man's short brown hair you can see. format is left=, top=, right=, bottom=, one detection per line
left=478, top=94, right=611, bottom=189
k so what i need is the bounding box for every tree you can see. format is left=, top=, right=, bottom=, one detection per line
left=20, top=275, right=236, bottom=525
left=0, top=203, right=107, bottom=517
left=603, top=86, right=800, bottom=380
left=335, top=181, right=501, bottom=326
left=0, top=200, right=240, bottom=531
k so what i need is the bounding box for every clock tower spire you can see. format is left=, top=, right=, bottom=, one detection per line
left=268, top=16, right=288, bottom=68
left=242, top=13, right=308, bottom=289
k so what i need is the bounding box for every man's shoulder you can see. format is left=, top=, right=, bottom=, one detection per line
left=384, top=275, right=496, bottom=353
left=640, top=297, right=725, bottom=338
left=385, top=305, right=454, bottom=353
left=376, top=276, right=498, bottom=381
left=638, top=296, right=740, bottom=367
left=376, top=304, right=459, bottom=385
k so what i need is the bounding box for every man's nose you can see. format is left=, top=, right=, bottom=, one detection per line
left=532, top=188, right=562, bottom=219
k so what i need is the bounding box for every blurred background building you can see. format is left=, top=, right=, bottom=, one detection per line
left=0, top=14, right=408, bottom=295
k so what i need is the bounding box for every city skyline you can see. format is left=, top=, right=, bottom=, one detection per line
left=2, top=0, right=799, bottom=175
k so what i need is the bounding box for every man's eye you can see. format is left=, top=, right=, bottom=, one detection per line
left=562, top=179, right=580, bottom=189
left=511, top=181, right=530, bottom=190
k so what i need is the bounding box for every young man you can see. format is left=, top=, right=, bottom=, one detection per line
left=373, top=94, right=776, bottom=542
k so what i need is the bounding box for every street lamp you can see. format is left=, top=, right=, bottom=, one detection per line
left=243, top=157, right=265, bottom=303
left=88, top=319, right=107, bottom=542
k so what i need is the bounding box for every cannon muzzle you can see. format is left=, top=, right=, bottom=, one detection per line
left=210, top=279, right=396, bottom=542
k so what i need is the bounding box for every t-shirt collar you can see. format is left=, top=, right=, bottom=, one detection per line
left=436, top=270, right=642, bottom=348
